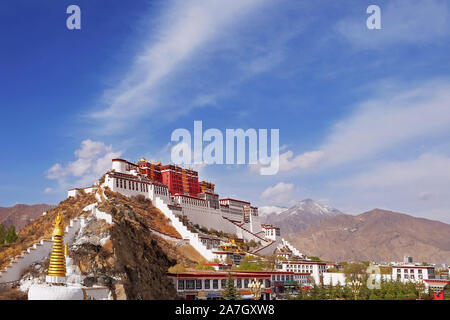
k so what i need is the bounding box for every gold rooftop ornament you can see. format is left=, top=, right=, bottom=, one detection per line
left=47, top=214, right=66, bottom=279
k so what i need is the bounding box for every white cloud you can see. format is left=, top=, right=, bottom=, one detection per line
left=260, top=182, right=295, bottom=205
left=279, top=81, right=450, bottom=171
left=91, top=0, right=271, bottom=132
left=329, top=153, right=450, bottom=223
left=258, top=205, right=287, bottom=216
left=278, top=150, right=324, bottom=172
left=336, top=153, right=450, bottom=190
left=46, top=139, right=122, bottom=190
left=336, top=0, right=450, bottom=49
left=330, top=152, right=450, bottom=223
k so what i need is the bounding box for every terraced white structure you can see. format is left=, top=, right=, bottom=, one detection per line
left=67, top=158, right=304, bottom=262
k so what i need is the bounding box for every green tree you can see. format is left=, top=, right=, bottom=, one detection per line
left=318, top=283, right=327, bottom=300
left=369, top=293, right=380, bottom=300
left=308, top=256, right=321, bottom=261
left=5, top=225, right=18, bottom=244
left=168, top=263, right=186, bottom=274
left=234, top=256, right=263, bottom=271
left=0, top=224, right=6, bottom=244
left=310, top=283, right=319, bottom=300
left=343, top=262, right=367, bottom=300
left=195, top=260, right=215, bottom=270
left=223, top=272, right=240, bottom=300
left=295, top=285, right=305, bottom=300
left=384, top=293, right=394, bottom=300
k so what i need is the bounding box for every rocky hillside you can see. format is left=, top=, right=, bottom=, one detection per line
left=286, top=209, right=450, bottom=264
left=261, top=199, right=343, bottom=234
left=0, top=193, right=97, bottom=270
left=0, top=204, right=54, bottom=230
left=0, top=189, right=204, bottom=299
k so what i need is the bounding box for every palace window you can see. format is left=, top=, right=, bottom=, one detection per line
left=178, top=280, right=184, bottom=290
left=186, top=280, right=195, bottom=290
left=237, top=279, right=242, bottom=288
left=221, top=279, right=226, bottom=288
left=213, top=279, right=218, bottom=289
left=196, top=280, right=202, bottom=290
left=205, top=279, right=210, bottom=289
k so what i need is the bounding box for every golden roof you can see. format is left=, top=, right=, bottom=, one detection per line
left=139, top=157, right=148, bottom=162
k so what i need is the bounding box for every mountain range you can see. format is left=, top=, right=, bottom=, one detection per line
left=286, top=208, right=450, bottom=264
left=4, top=200, right=450, bottom=264
left=0, top=204, right=54, bottom=230
left=260, top=199, right=343, bottom=234
left=262, top=199, right=450, bottom=264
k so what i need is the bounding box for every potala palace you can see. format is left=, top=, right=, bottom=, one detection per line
left=2, top=157, right=448, bottom=300
left=68, top=158, right=304, bottom=262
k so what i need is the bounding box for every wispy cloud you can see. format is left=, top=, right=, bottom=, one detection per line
left=331, top=152, right=450, bottom=223
left=90, top=0, right=272, bottom=133
left=278, top=80, right=450, bottom=171
left=260, top=182, right=296, bottom=206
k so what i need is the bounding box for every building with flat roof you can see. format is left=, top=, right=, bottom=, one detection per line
left=168, top=270, right=310, bottom=300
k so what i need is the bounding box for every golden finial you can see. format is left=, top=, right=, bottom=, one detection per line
left=52, top=214, right=64, bottom=237
left=139, top=157, right=147, bottom=162
left=48, top=214, right=66, bottom=278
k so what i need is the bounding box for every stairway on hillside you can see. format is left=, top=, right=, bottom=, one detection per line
left=0, top=214, right=86, bottom=287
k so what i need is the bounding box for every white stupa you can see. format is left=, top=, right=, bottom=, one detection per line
left=28, top=214, right=85, bottom=300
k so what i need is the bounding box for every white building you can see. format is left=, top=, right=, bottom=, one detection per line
left=279, top=260, right=327, bottom=284
left=66, top=158, right=301, bottom=262
left=392, top=265, right=435, bottom=282
left=262, top=224, right=280, bottom=241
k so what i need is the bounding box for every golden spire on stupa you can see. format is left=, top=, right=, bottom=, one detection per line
left=47, top=214, right=66, bottom=278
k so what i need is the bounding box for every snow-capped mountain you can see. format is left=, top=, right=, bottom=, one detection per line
left=260, top=199, right=344, bottom=234
left=283, top=199, right=342, bottom=217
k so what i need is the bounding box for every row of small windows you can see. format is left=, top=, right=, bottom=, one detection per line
left=115, top=178, right=148, bottom=193
left=403, top=274, right=423, bottom=280
left=285, top=264, right=325, bottom=272
left=177, top=278, right=268, bottom=291
left=271, top=274, right=305, bottom=281
left=397, top=269, right=425, bottom=274
left=154, top=185, right=169, bottom=196
left=179, top=197, right=207, bottom=207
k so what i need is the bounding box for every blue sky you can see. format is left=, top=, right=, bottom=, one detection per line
left=2, top=0, right=450, bottom=223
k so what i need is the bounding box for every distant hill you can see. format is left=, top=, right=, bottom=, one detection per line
left=286, top=208, right=450, bottom=264
left=0, top=204, right=54, bottom=231
left=261, top=199, right=343, bottom=234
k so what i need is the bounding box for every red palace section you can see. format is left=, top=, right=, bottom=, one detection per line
left=137, top=158, right=201, bottom=197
